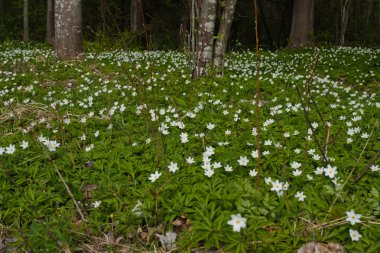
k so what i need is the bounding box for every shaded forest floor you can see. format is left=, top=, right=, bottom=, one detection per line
left=0, top=42, right=380, bottom=252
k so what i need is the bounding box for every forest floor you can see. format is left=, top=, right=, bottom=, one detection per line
left=0, top=42, right=380, bottom=252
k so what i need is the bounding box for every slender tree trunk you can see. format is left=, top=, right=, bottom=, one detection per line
left=131, top=0, right=143, bottom=32
left=100, top=0, right=106, bottom=34
left=362, top=0, right=374, bottom=45
left=55, top=0, right=83, bottom=60
left=213, top=0, right=237, bottom=73
left=46, top=0, right=55, bottom=44
left=0, top=0, right=3, bottom=28
left=339, top=0, right=350, bottom=45
left=193, top=0, right=217, bottom=78
left=258, top=0, right=274, bottom=47
left=23, top=0, right=29, bottom=42
left=287, top=0, right=315, bottom=48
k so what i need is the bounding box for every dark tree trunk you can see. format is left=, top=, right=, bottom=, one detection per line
left=46, top=0, right=54, bottom=44
left=339, top=0, right=350, bottom=45
left=287, top=0, right=315, bottom=48
left=100, top=0, right=106, bottom=34
left=55, top=0, right=83, bottom=60
left=0, top=0, right=3, bottom=28
left=213, top=0, right=237, bottom=72
left=23, top=0, right=29, bottom=42
left=193, top=0, right=217, bottom=78
left=131, top=0, right=143, bottom=32
left=362, top=0, right=374, bottom=45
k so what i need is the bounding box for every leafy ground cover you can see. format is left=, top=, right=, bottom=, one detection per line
left=0, top=42, right=379, bottom=252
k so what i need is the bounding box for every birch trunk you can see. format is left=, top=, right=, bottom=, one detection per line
left=55, top=0, right=83, bottom=60
left=287, top=0, right=315, bottom=48
left=213, top=0, right=237, bottom=72
left=193, top=0, right=217, bottom=78
left=131, top=0, right=143, bottom=33
left=23, top=0, right=29, bottom=42
left=46, top=0, right=54, bottom=44
left=339, top=0, right=350, bottom=45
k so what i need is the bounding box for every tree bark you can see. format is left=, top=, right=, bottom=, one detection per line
left=23, top=0, right=29, bottom=42
left=213, top=0, right=237, bottom=72
left=193, top=0, right=217, bottom=78
left=362, top=0, right=374, bottom=45
left=131, top=0, right=143, bottom=33
left=46, top=0, right=54, bottom=44
left=287, top=0, right=315, bottom=48
left=0, top=0, right=3, bottom=28
left=339, top=0, right=350, bottom=45
left=100, top=0, right=106, bottom=34
left=55, top=0, right=83, bottom=60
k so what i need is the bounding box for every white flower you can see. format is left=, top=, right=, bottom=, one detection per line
left=205, top=146, right=215, bottom=156
left=212, top=162, right=222, bottom=169
left=292, top=169, right=302, bottom=177
left=91, top=200, right=102, bottom=208
left=290, top=161, right=302, bottom=169
left=265, top=177, right=272, bottom=185
left=204, top=168, right=215, bottom=177
left=0, top=147, right=4, bottom=155
left=5, top=144, right=16, bottom=154
left=44, top=140, right=61, bottom=152
left=206, top=123, right=215, bottom=130
left=225, top=129, right=231, bottom=135
left=186, top=156, right=195, bottom=164
left=349, top=229, right=362, bottom=241
left=294, top=148, right=301, bottom=154
left=180, top=132, right=189, bottom=143
left=312, top=154, right=320, bottom=161
left=85, top=144, right=94, bottom=152
left=370, top=165, right=379, bottom=172
left=361, top=133, right=369, bottom=139
left=264, top=140, right=272, bottom=146
left=237, top=156, right=249, bottom=166
left=227, top=214, right=247, bottom=232
left=20, top=140, right=29, bottom=149
left=251, top=150, right=259, bottom=158
left=295, top=191, right=306, bottom=201
left=346, top=210, right=361, bottom=225
left=168, top=162, right=179, bottom=173
left=249, top=169, right=258, bottom=177
left=283, top=132, right=290, bottom=138
left=94, top=130, right=100, bottom=137
left=271, top=180, right=283, bottom=193
left=224, top=165, right=233, bottom=172
left=64, top=118, right=71, bottom=124
left=263, top=150, right=270, bottom=156
left=149, top=171, right=161, bottom=182
left=324, top=164, right=338, bottom=178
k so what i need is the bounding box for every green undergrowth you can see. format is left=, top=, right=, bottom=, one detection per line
left=0, top=42, right=379, bottom=252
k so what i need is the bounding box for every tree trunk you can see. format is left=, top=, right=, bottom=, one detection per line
left=362, top=0, right=374, bottom=45
left=0, top=0, right=3, bottom=28
left=131, top=0, right=143, bottom=32
left=100, top=0, right=106, bottom=34
left=339, top=0, right=350, bottom=45
left=213, top=0, right=237, bottom=73
left=46, top=0, right=54, bottom=44
left=193, top=0, right=217, bottom=78
left=55, top=0, right=83, bottom=60
left=23, top=0, right=29, bottom=42
left=287, top=0, right=314, bottom=48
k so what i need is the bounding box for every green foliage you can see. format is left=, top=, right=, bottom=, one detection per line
left=0, top=42, right=379, bottom=251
